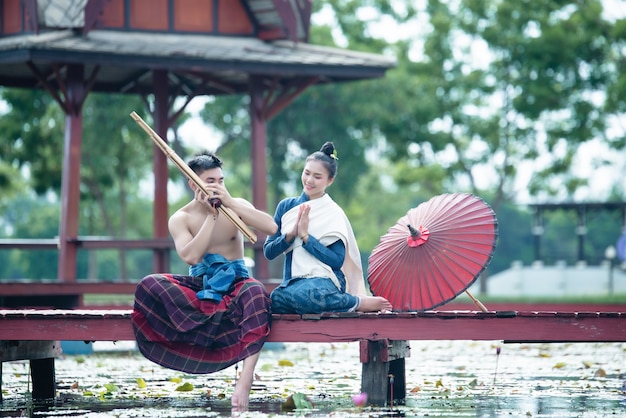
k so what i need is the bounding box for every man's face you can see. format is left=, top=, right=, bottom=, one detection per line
left=190, top=167, right=224, bottom=192
left=198, top=167, right=224, bottom=187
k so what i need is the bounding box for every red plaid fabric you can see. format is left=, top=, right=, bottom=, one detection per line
left=131, top=273, right=270, bottom=374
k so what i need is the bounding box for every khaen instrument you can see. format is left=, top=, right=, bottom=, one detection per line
left=130, top=111, right=257, bottom=243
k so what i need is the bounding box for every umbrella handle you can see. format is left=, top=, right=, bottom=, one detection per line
left=465, top=290, right=489, bottom=312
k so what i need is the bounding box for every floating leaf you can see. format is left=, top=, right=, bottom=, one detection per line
left=594, top=368, right=607, bottom=377
left=435, top=379, right=444, bottom=388
left=282, top=392, right=314, bottom=411
left=410, top=386, right=421, bottom=393
left=175, top=382, right=194, bottom=392
left=278, top=359, right=294, bottom=367
left=136, top=378, right=146, bottom=388
left=293, top=392, right=314, bottom=409
left=104, top=383, right=120, bottom=392
left=553, top=362, right=567, bottom=369
left=582, top=361, right=593, bottom=369
left=170, top=377, right=183, bottom=383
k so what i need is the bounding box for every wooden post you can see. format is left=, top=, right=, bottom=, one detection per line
left=152, top=70, right=170, bottom=274
left=360, top=339, right=410, bottom=406
left=249, top=76, right=270, bottom=280
left=30, top=358, right=56, bottom=400
left=57, top=64, right=85, bottom=286
left=0, top=341, right=62, bottom=401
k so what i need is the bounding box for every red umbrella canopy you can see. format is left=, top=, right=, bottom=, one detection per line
left=367, top=193, right=498, bottom=311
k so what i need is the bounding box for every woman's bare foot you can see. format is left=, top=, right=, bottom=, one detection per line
left=231, top=376, right=252, bottom=411
left=357, top=296, right=392, bottom=312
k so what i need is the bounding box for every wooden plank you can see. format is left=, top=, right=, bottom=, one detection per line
left=269, top=312, right=626, bottom=343
left=0, top=310, right=625, bottom=343
left=0, top=340, right=62, bottom=362
left=0, top=282, right=138, bottom=296
left=0, top=237, right=174, bottom=250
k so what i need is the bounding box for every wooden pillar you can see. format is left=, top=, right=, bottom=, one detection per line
left=249, top=75, right=270, bottom=281
left=152, top=70, right=170, bottom=273
left=532, top=207, right=543, bottom=262
left=0, top=340, right=61, bottom=402
left=57, top=64, right=85, bottom=284
left=576, top=206, right=587, bottom=263
left=360, top=339, right=410, bottom=406
left=30, top=358, right=56, bottom=400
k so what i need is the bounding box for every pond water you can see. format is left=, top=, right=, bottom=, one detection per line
left=1, top=340, right=625, bottom=417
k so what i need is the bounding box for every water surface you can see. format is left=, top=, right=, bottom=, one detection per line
left=1, top=341, right=624, bottom=417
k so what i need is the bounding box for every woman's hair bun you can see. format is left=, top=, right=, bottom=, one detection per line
left=320, top=141, right=335, bottom=157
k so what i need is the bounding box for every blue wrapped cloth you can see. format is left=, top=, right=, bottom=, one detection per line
left=191, top=253, right=249, bottom=302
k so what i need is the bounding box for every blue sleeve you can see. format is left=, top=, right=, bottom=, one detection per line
left=302, top=237, right=345, bottom=269
left=263, top=198, right=297, bottom=260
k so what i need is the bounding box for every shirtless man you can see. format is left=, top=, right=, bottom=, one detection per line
left=132, top=151, right=277, bottom=411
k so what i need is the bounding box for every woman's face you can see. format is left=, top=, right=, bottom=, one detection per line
left=301, top=160, right=334, bottom=200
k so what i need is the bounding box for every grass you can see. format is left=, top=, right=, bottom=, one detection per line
left=82, top=292, right=626, bottom=307
left=82, top=294, right=134, bottom=306
left=454, top=293, right=626, bottom=304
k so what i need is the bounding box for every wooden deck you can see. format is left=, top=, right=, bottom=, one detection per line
left=1, top=307, right=625, bottom=405
left=1, top=308, right=625, bottom=343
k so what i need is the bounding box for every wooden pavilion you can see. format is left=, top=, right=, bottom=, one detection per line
left=529, top=202, right=626, bottom=263
left=0, top=0, right=395, bottom=298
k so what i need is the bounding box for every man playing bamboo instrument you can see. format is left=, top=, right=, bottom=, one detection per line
left=131, top=151, right=278, bottom=411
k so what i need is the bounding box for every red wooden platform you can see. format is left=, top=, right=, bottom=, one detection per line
left=1, top=308, right=625, bottom=406
left=1, top=308, right=625, bottom=343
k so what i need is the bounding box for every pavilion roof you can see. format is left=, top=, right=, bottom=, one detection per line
left=0, top=29, right=396, bottom=96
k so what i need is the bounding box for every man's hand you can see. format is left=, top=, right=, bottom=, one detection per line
left=204, top=183, right=233, bottom=208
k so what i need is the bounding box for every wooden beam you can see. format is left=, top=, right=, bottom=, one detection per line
left=1, top=310, right=624, bottom=343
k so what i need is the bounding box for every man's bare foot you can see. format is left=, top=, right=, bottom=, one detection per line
left=357, top=296, right=392, bottom=312
left=231, top=376, right=252, bottom=411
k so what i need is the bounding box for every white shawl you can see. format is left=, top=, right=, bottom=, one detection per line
left=281, top=193, right=367, bottom=296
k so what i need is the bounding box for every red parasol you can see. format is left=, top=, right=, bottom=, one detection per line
left=367, top=193, right=498, bottom=311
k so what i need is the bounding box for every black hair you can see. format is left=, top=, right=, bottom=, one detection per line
left=306, top=141, right=338, bottom=179
left=187, top=151, right=223, bottom=175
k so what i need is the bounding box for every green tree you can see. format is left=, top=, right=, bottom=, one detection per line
left=0, top=89, right=155, bottom=280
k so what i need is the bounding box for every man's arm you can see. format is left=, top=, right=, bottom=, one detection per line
left=168, top=210, right=216, bottom=265
left=202, top=182, right=277, bottom=236
left=227, top=198, right=278, bottom=236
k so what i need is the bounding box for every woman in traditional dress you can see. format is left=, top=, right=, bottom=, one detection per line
left=131, top=151, right=277, bottom=410
left=264, top=142, right=392, bottom=314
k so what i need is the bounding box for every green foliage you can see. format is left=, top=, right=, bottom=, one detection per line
left=1, top=0, right=624, bottom=282
left=0, top=90, right=156, bottom=280
left=0, top=88, right=64, bottom=193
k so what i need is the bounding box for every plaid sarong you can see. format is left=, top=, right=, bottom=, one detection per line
left=131, top=273, right=271, bottom=374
